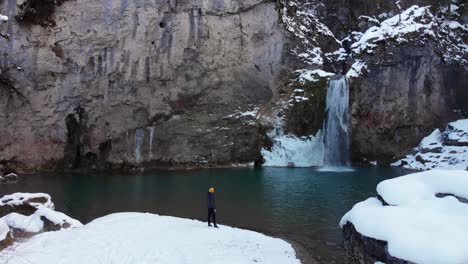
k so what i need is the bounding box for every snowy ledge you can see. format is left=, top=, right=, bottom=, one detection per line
left=0, top=193, right=54, bottom=209
left=340, top=170, right=468, bottom=264
left=392, top=119, right=468, bottom=170
left=1, top=213, right=300, bottom=264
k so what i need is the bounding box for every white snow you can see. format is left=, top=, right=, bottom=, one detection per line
left=346, top=60, right=367, bottom=78
left=225, top=107, right=259, bottom=119
left=0, top=193, right=54, bottom=209
left=0, top=219, right=9, bottom=241
left=350, top=6, right=436, bottom=55
left=0, top=15, right=8, bottom=22
left=0, top=213, right=300, bottom=264
left=392, top=119, right=468, bottom=170
left=4, top=173, right=17, bottom=178
left=279, top=0, right=340, bottom=66
left=2, top=206, right=83, bottom=233
left=261, top=116, right=325, bottom=167
left=262, top=132, right=325, bottom=167
left=297, top=69, right=335, bottom=83
left=341, top=170, right=468, bottom=264
left=448, top=119, right=468, bottom=143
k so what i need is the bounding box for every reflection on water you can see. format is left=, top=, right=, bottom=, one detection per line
left=315, top=166, right=355, bottom=172
left=0, top=167, right=412, bottom=262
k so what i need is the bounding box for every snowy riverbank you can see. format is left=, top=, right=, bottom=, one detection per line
left=340, top=170, right=468, bottom=263
left=392, top=119, right=468, bottom=170
left=1, top=212, right=300, bottom=264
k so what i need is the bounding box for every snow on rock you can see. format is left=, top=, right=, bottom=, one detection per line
left=0, top=193, right=54, bottom=209
left=0, top=174, right=17, bottom=182
left=350, top=6, right=436, bottom=55
left=297, top=69, right=335, bottom=83
left=341, top=170, right=468, bottom=264
left=0, top=219, right=9, bottom=241
left=224, top=106, right=259, bottom=126
left=2, top=206, right=83, bottom=233
left=0, top=193, right=81, bottom=234
left=225, top=106, right=259, bottom=118
left=0, top=14, right=8, bottom=22
left=278, top=0, right=340, bottom=66
left=346, top=60, right=368, bottom=78
left=0, top=218, right=12, bottom=249
left=0, top=213, right=300, bottom=264
left=392, top=119, right=468, bottom=170
left=447, top=119, right=468, bottom=144
left=348, top=5, right=467, bottom=66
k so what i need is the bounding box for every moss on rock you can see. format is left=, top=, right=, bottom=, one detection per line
left=284, top=77, right=329, bottom=137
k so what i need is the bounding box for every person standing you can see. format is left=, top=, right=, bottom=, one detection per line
left=207, top=187, right=218, bottom=228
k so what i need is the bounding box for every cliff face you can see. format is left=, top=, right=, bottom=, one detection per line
left=0, top=0, right=467, bottom=172
left=350, top=44, right=467, bottom=163
left=0, top=0, right=287, bottom=171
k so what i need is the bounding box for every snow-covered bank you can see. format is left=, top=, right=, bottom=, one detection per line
left=1, top=213, right=300, bottom=264
left=340, top=170, right=468, bottom=264
left=392, top=119, right=468, bottom=170
left=0, top=192, right=54, bottom=208
left=0, top=193, right=82, bottom=242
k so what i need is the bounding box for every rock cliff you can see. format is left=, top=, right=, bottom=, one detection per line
left=0, top=0, right=466, bottom=171
left=0, top=0, right=288, bottom=171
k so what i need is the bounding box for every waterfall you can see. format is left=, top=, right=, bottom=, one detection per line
left=261, top=75, right=351, bottom=169
left=322, top=76, right=351, bottom=167
left=134, top=128, right=144, bottom=162
left=148, top=126, right=155, bottom=159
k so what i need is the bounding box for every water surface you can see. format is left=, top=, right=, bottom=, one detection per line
left=0, top=167, right=412, bottom=263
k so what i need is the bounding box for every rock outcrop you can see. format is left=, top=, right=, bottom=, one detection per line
left=350, top=44, right=466, bottom=163
left=392, top=118, right=468, bottom=170
left=341, top=170, right=468, bottom=264
left=0, top=0, right=289, bottom=171
left=0, top=192, right=54, bottom=217
left=0, top=193, right=82, bottom=246
left=342, top=222, right=409, bottom=264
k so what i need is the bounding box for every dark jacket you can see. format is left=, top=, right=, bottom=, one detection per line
left=207, top=192, right=216, bottom=209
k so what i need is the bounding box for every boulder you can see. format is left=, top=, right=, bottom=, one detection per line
left=341, top=170, right=468, bottom=264
left=0, top=193, right=82, bottom=246
left=342, top=222, right=409, bottom=264
left=0, top=193, right=54, bottom=217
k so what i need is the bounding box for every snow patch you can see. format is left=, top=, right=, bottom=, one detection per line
left=350, top=6, right=436, bottom=55
left=297, top=69, right=335, bottom=83
left=0, top=213, right=300, bottom=264
left=0, top=219, right=9, bottom=241
left=346, top=60, right=367, bottom=78
left=2, top=206, right=83, bottom=233
left=0, top=193, right=54, bottom=209
left=341, top=170, right=468, bottom=264
left=392, top=119, right=468, bottom=170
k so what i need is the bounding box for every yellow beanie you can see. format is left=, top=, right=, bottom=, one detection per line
left=209, top=187, right=215, bottom=193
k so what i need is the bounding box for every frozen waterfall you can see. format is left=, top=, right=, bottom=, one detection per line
left=262, top=75, right=351, bottom=168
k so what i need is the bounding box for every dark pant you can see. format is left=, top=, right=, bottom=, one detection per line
left=208, top=208, right=217, bottom=226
